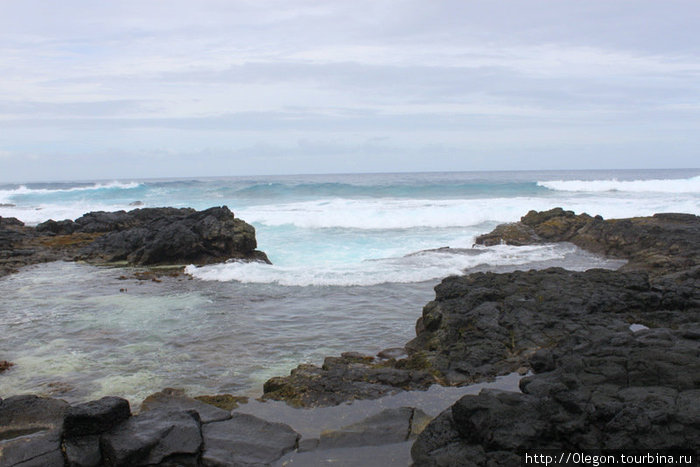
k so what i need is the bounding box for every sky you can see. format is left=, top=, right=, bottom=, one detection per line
left=1, top=0, right=699, bottom=182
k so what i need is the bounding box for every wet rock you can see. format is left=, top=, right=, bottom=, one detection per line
left=0, top=360, right=13, bottom=373
left=412, top=329, right=700, bottom=465
left=402, top=267, right=699, bottom=385
left=476, top=208, right=699, bottom=275
left=63, top=396, right=131, bottom=437
left=0, top=395, right=69, bottom=467
left=319, top=407, right=431, bottom=450
left=263, top=355, right=436, bottom=407
left=79, top=206, right=270, bottom=265
left=201, top=412, right=299, bottom=466
left=1, top=206, right=270, bottom=278
left=141, top=388, right=231, bottom=424
left=64, top=434, right=102, bottom=467
left=100, top=409, right=202, bottom=467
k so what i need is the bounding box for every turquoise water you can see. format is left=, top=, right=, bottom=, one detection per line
left=0, top=169, right=698, bottom=402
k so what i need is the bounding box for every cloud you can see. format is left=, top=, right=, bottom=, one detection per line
left=0, top=0, right=699, bottom=181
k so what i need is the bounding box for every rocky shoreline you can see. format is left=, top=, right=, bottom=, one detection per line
left=0, top=206, right=269, bottom=278
left=1, top=208, right=698, bottom=466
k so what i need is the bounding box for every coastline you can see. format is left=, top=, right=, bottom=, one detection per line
left=1, top=207, right=698, bottom=466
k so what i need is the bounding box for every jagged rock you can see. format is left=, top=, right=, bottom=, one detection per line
left=412, top=329, right=700, bottom=465
left=201, top=412, right=299, bottom=466
left=35, top=219, right=77, bottom=235
left=100, top=409, right=202, bottom=467
left=78, top=206, right=269, bottom=265
left=476, top=208, right=699, bottom=275
left=141, top=388, right=231, bottom=424
left=319, top=407, right=432, bottom=450
left=1, top=206, right=269, bottom=278
left=262, top=354, right=436, bottom=407
left=0, top=217, right=24, bottom=227
left=402, top=267, right=699, bottom=385
left=0, top=395, right=69, bottom=467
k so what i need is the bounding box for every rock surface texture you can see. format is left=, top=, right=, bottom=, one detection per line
left=0, top=206, right=269, bottom=277
left=0, top=393, right=300, bottom=467
left=410, top=209, right=700, bottom=465
left=475, top=208, right=698, bottom=275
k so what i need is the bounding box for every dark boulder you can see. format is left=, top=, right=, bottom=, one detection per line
left=63, top=396, right=131, bottom=437
left=1, top=206, right=269, bottom=278
left=79, top=206, right=269, bottom=265
left=100, top=409, right=202, bottom=467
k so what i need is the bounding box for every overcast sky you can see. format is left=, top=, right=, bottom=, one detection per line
left=1, top=1, right=699, bottom=182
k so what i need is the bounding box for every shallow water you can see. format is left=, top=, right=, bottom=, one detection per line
left=0, top=169, right=695, bottom=403
left=0, top=245, right=623, bottom=404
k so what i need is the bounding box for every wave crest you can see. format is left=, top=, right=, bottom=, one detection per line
left=538, top=176, right=700, bottom=193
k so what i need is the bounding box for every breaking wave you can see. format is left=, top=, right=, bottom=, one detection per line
left=538, top=176, right=700, bottom=193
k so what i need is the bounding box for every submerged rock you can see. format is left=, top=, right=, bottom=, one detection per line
left=318, top=407, right=432, bottom=450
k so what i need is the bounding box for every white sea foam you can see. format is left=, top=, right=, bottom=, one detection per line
left=185, top=243, right=612, bottom=287
left=0, top=181, right=141, bottom=203
left=236, top=195, right=699, bottom=230
left=537, top=175, right=700, bottom=193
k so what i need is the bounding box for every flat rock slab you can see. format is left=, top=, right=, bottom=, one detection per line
left=202, top=412, right=299, bottom=466
left=100, top=409, right=202, bottom=467
left=0, top=395, right=68, bottom=467
left=319, top=407, right=431, bottom=450
left=141, top=388, right=232, bottom=424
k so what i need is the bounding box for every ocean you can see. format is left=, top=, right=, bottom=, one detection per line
left=0, top=169, right=698, bottom=404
